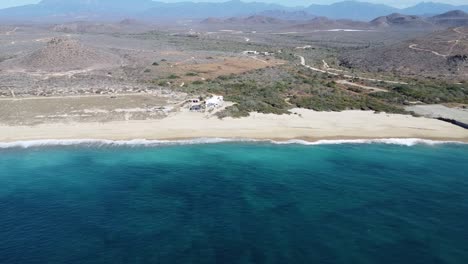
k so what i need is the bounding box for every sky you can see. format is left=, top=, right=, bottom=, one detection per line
left=0, top=0, right=466, bottom=9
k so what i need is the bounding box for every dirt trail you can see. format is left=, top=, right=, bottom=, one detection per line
left=298, top=55, right=327, bottom=73
left=249, top=56, right=269, bottom=64
left=297, top=55, right=407, bottom=85
left=408, top=44, right=448, bottom=57
left=5, top=27, right=18, bottom=35
left=336, top=80, right=388, bottom=93
left=322, top=60, right=346, bottom=72
left=409, top=27, right=466, bottom=58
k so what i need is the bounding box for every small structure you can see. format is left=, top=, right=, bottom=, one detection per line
left=242, top=50, right=259, bottom=55
left=190, top=104, right=202, bottom=111
left=206, top=95, right=224, bottom=108
left=189, top=99, right=200, bottom=104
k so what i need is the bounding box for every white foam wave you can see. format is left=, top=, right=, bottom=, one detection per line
left=0, top=138, right=465, bottom=149
left=269, top=138, right=465, bottom=146
left=0, top=138, right=255, bottom=149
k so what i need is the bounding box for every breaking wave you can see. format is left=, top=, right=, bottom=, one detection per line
left=271, top=138, right=466, bottom=146
left=0, top=138, right=465, bottom=149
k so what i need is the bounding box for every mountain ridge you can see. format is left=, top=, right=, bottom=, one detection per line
left=1, top=0, right=468, bottom=22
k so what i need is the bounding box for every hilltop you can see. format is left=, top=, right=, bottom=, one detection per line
left=370, top=13, right=433, bottom=28
left=430, top=10, right=468, bottom=27
left=1, top=38, right=121, bottom=72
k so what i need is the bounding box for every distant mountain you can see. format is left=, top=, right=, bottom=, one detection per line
left=0, top=0, right=156, bottom=21
left=402, top=2, right=468, bottom=16
left=304, top=1, right=468, bottom=21
left=370, top=10, right=468, bottom=29
left=1, top=0, right=468, bottom=22
left=140, top=0, right=288, bottom=20
left=255, top=10, right=316, bottom=21
left=370, top=13, right=433, bottom=28
left=0, top=0, right=289, bottom=21
left=305, top=1, right=398, bottom=21
left=430, top=10, right=468, bottom=27
left=289, top=17, right=369, bottom=30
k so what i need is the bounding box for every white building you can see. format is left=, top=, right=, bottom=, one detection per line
left=206, top=96, right=224, bottom=108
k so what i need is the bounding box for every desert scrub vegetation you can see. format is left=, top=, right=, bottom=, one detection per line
left=196, top=80, right=290, bottom=118
left=167, top=74, right=180, bottom=79
left=290, top=91, right=405, bottom=113
left=192, top=80, right=204, bottom=85
left=370, top=81, right=468, bottom=104
left=177, top=66, right=408, bottom=118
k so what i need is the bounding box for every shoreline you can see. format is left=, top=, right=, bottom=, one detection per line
left=1, top=138, right=467, bottom=149
left=1, top=109, right=467, bottom=146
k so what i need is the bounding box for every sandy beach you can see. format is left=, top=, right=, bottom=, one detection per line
left=1, top=108, right=467, bottom=143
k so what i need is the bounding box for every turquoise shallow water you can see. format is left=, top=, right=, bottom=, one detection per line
left=0, top=142, right=468, bottom=264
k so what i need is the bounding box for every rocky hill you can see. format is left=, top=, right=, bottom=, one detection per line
left=430, top=10, right=468, bottom=27
left=370, top=13, right=433, bottom=29
left=200, top=10, right=468, bottom=32
left=2, top=38, right=121, bottom=72
left=339, top=27, right=468, bottom=79
left=370, top=11, right=468, bottom=29
left=288, top=17, right=369, bottom=30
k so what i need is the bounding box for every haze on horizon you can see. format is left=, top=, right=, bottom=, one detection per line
left=1, top=0, right=467, bottom=9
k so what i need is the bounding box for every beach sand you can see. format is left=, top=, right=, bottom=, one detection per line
left=1, top=108, right=467, bottom=143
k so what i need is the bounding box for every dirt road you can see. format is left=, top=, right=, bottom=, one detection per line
left=297, top=55, right=407, bottom=85
left=408, top=27, right=466, bottom=58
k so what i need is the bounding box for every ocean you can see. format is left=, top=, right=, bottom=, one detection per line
left=0, top=140, right=467, bottom=264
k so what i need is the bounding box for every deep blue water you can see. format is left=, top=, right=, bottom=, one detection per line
left=0, top=142, right=468, bottom=264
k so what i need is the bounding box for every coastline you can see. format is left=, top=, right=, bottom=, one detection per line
left=0, top=138, right=466, bottom=150
left=1, top=109, right=467, bottom=145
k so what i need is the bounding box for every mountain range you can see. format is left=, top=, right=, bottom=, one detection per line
left=370, top=10, right=468, bottom=28
left=199, top=10, right=468, bottom=30
left=1, top=0, right=468, bottom=22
